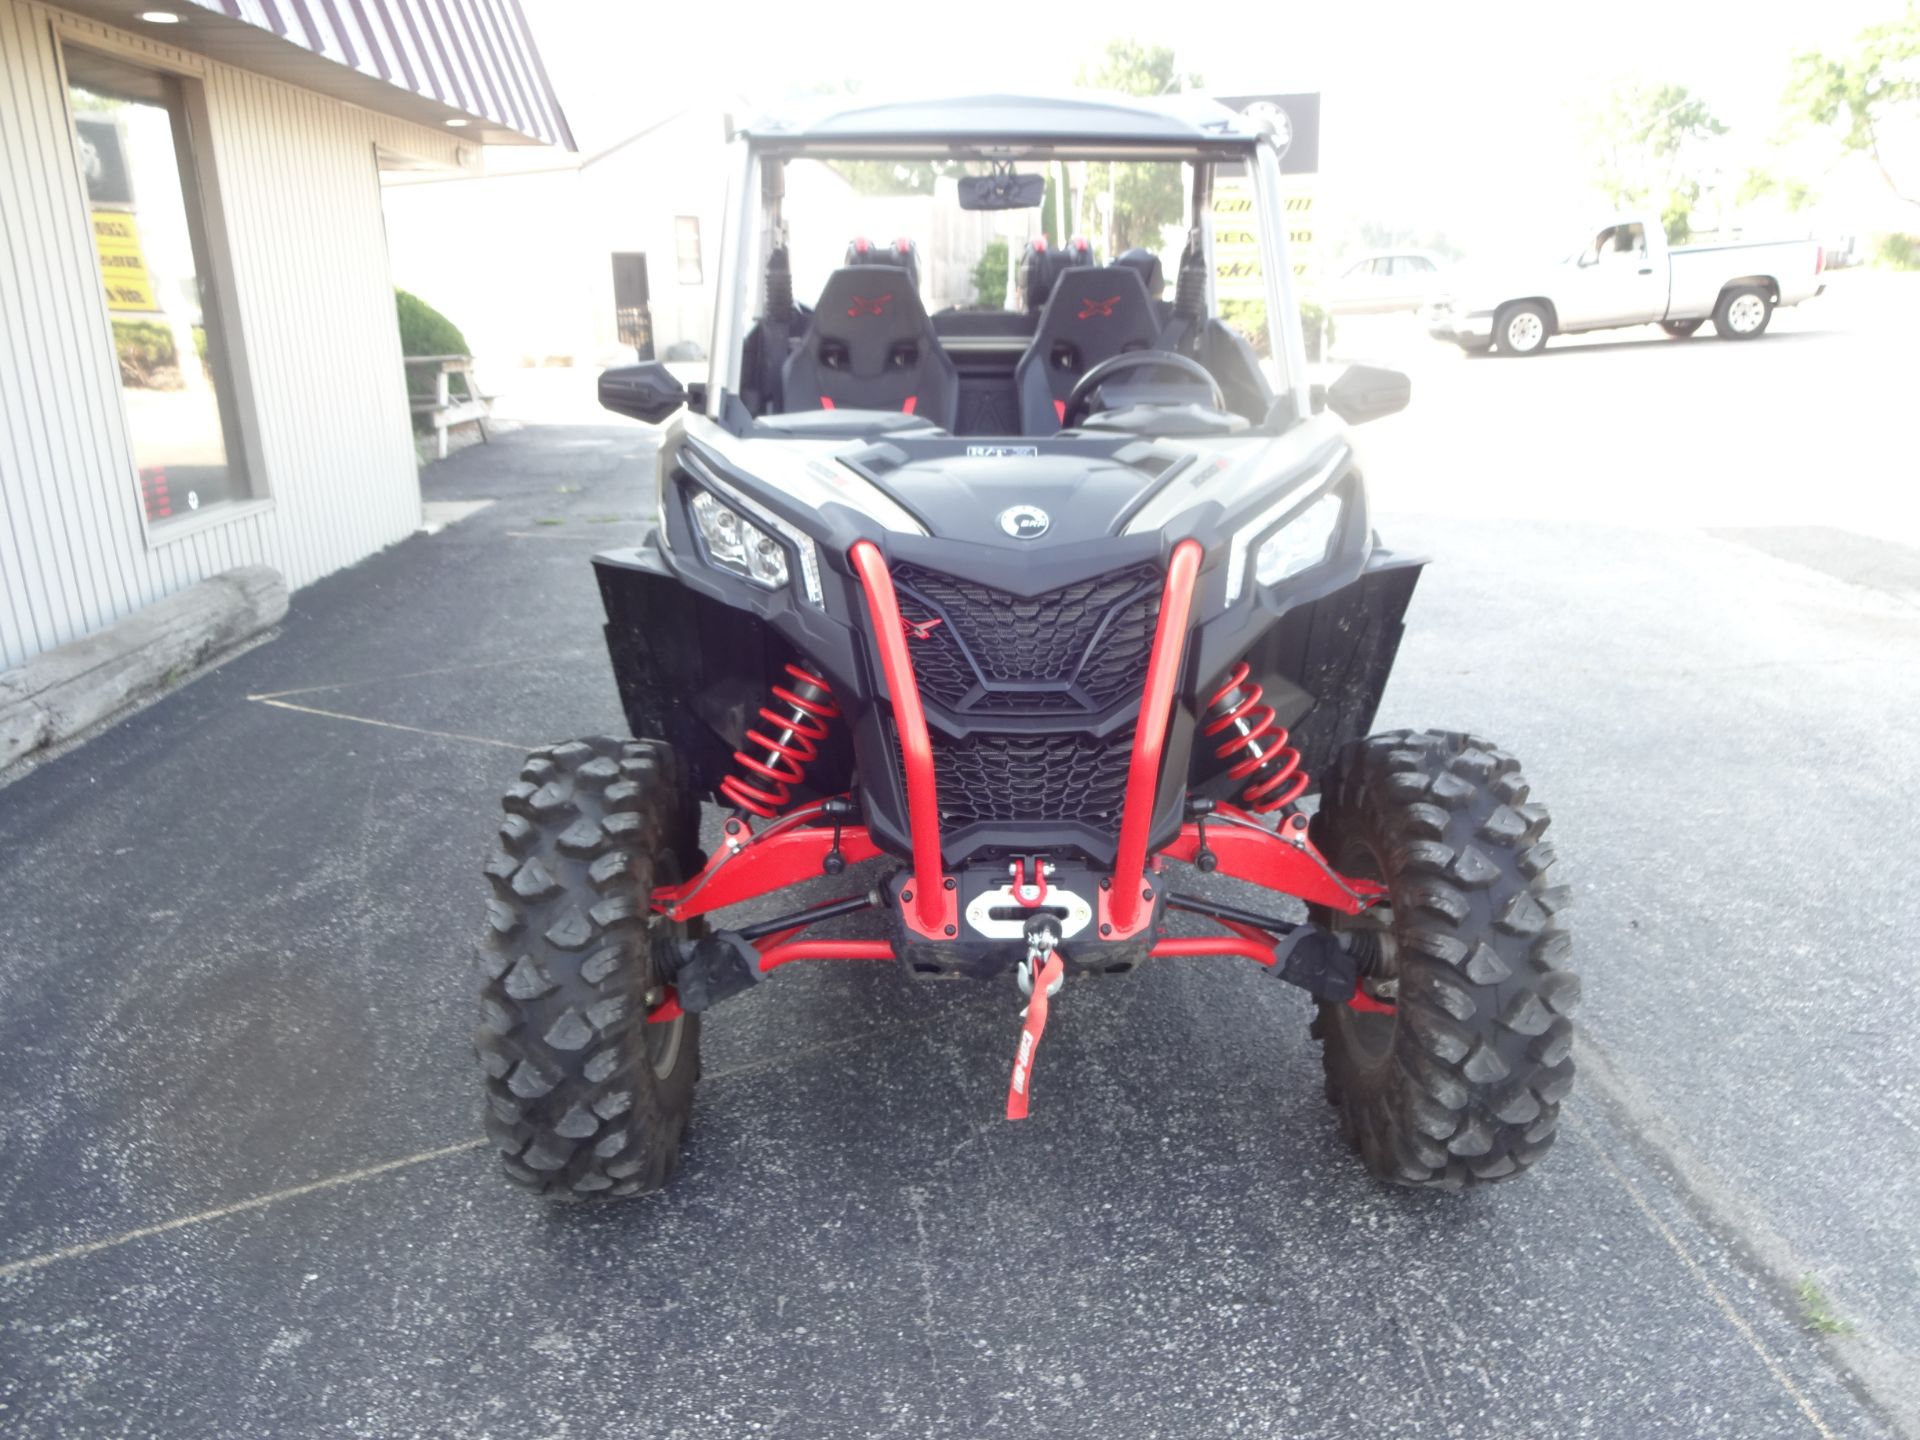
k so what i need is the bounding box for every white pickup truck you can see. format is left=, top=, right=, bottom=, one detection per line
left=1424, top=215, right=1826, bottom=355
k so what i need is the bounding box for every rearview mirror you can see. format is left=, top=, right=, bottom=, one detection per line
left=1325, top=364, right=1410, bottom=426
left=598, top=362, right=687, bottom=424
left=957, top=173, right=1046, bottom=211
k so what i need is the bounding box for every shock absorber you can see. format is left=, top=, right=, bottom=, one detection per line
left=1202, top=662, right=1308, bottom=813
left=719, top=662, right=841, bottom=819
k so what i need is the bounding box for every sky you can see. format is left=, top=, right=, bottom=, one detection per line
left=521, top=0, right=1916, bottom=256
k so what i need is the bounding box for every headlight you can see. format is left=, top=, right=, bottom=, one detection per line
left=690, top=488, right=790, bottom=590
left=1254, top=491, right=1342, bottom=587
left=1224, top=449, right=1350, bottom=603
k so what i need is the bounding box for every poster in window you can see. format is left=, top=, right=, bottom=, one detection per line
left=74, top=116, right=135, bottom=206
left=92, top=210, right=158, bottom=311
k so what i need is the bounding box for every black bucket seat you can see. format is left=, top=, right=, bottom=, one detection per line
left=781, top=266, right=958, bottom=426
left=1013, top=265, right=1159, bottom=434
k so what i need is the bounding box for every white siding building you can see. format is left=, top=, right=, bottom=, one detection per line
left=380, top=104, right=739, bottom=372
left=0, top=0, right=571, bottom=672
left=378, top=115, right=1004, bottom=379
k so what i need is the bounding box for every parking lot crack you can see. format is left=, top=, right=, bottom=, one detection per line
left=0, top=1139, right=486, bottom=1282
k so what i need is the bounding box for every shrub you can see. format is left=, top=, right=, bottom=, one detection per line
left=971, top=238, right=1009, bottom=306
left=1300, top=300, right=1335, bottom=361
left=395, top=288, right=471, bottom=403
left=1217, top=297, right=1335, bottom=362
left=1873, top=233, right=1919, bottom=270
left=1218, top=298, right=1267, bottom=355
left=112, top=319, right=178, bottom=389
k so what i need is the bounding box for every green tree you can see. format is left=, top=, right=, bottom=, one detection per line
left=827, top=159, right=960, bottom=196
left=1785, top=3, right=1920, bottom=208
left=1076, top=37, right=1202, bottom=98
left=1074, top=39, right=1203, bottom=253
left=1736, top=166, right=1817, bottom=212
left=1585, top=81, right=1729, bottom=242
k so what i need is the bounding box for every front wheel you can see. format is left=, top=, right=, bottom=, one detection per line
left=1308, top=730, right=1579, bottom=1189
left=1712, top=286, right=1773, bottom=339
left=475, top=737, right=702, bottom=1199
left=1495, top=302, right=1551, bottom=356
left=1661, top=318, right=1704, bottom=338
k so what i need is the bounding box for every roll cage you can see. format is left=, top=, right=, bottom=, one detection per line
left=703, top=97, right=1314, bottom=436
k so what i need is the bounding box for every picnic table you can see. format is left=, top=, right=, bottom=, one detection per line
left=405, top=354, right=490, bottom=460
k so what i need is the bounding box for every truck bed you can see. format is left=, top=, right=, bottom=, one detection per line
left=1667, top=239, right=1823, bottom=319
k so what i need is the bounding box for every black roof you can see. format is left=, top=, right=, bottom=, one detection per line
left=739, top=92, right=1260, bottom=151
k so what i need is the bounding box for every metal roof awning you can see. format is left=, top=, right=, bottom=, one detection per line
left=54, top=0, right=574, bottom=149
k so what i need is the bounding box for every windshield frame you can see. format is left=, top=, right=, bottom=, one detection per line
left=707, top=135, right=1309, bottom=433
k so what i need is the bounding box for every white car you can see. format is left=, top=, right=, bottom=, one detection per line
left=1424, top=215, right=1826, bottom=355
left=1326, top=250, right=1447, bottom=315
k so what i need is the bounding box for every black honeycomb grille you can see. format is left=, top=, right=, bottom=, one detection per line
left=892, top=562, right=1161, bottom=714
left=927, top=729, right=1136, bottom=828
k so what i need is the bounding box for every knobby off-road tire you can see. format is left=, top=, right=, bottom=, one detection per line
left=1309, top=730, right=1579, bottom=1189
left=476, top=737, right=702, bottom=1199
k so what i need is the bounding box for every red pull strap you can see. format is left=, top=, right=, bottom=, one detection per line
left=1006, top=954, right=1063, bottom=1120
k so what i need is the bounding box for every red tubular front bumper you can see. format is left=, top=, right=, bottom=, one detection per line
left=644, top=540, right=1391, bottom=1023
left=1104, top=539, right=1203, bottom=937
left=849, top=539, right=957, bottom=939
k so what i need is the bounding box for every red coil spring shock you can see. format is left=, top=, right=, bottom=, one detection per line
left=1202, top=662, right=1308, bottom=813
left=719, top=663, right=841, bottom=819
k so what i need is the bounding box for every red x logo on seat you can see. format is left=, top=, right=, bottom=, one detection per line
left=1077, top=295, right=1121, bottom=319
left=848, top=293, right=892, bottom=318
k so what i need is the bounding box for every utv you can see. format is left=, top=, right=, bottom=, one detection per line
left=476, top=93, right=1576, bottom=1198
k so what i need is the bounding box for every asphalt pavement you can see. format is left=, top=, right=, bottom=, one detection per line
left=2, top=278, right=1917, bottom=1437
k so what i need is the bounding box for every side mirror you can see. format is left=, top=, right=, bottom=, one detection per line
left=1325, top=364, right=1410, bottom=426
left=599, top=362, right=687, bottom=424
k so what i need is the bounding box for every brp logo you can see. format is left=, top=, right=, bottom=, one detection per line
left=1241, top=100, right=1293, bottom=158
left=847, top=293, right=892, bottom=318
left=1077, top=295, right=1121, bottom=320
left=997, top=505, right=1050, bottom=540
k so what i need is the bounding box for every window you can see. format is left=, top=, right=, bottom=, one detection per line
left=1593, top=223, right=1646, bottom=261
left=65, top=45, right=252, bottom=527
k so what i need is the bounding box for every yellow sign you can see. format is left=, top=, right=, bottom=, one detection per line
left=1211, top=178, right=1318, bottom=297
left=92, top=210, right=157, bottom=312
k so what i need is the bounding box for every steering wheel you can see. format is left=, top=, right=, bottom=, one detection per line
left=1060, top=351, right=1225, bottom=429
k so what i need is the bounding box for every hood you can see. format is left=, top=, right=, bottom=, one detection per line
left=675, top=412, right=1356, bottom=600
left=841, top=448, right=1185, bottom=549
